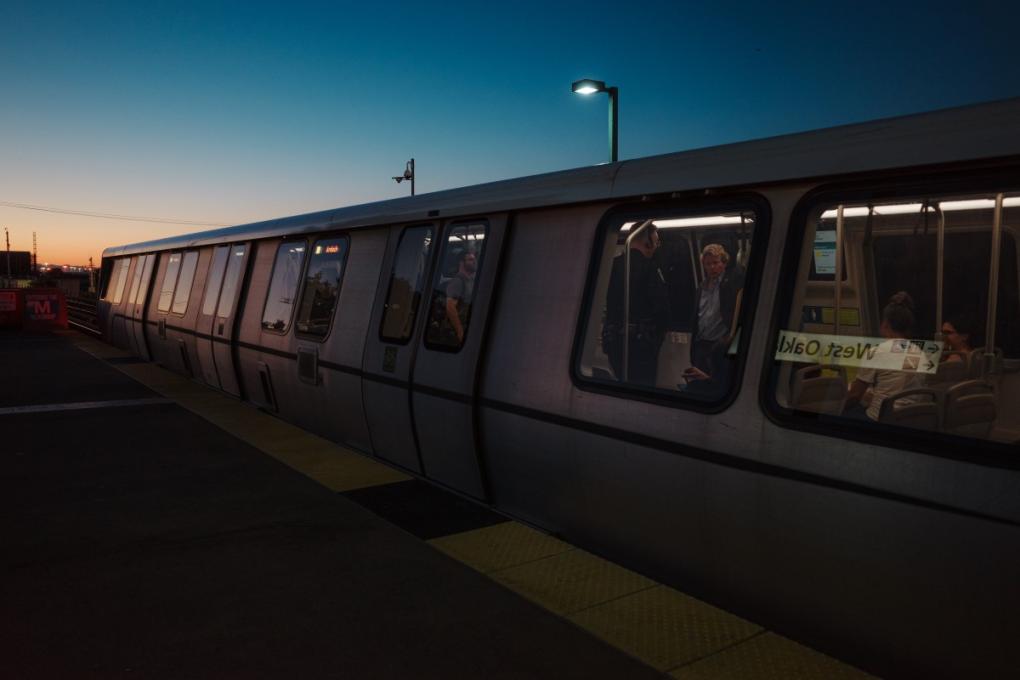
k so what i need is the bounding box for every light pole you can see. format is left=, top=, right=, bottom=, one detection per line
left=572, top=79, right=618, bottom=163
left=392, top=158, right=415, bottom=196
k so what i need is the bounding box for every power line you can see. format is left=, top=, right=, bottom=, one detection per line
left=0, top=200, right=234, bottom=227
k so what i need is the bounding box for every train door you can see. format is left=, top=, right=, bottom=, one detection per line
left=411, top=217, right=506, bottom=499
left=110, top=256, right=137, bottom=350
left=196, top=243, right=249, bottom=395
left=127, top=254, right=155, bottom=360
left=362, top=223, right=436, bottom=472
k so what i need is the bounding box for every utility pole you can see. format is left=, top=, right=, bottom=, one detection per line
left=5, top=228, right=11, bottom=281
left=32, top=232, right=37, bottom=275
left=88, top=257, right=95, bottom=293
left=392, top=158, right=415, bottom=196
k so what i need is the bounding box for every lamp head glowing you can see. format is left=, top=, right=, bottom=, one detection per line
left=572, top=79, right=606, bottom=95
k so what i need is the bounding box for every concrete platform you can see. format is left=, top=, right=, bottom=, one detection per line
left=0, top=330, right=871, bottom=679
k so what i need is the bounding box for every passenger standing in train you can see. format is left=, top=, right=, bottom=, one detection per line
left=845, top=291, right=924, bottom=420
left=604, top=222, right=669, bottom=386
left=690, top=244, right=744, bottom=377
left=445, top=250, right=477, bottom=344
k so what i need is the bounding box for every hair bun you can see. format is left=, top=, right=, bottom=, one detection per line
left=889, top=291, right=914, bottom=311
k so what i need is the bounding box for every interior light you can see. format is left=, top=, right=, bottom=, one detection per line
left=620, top=215, right=749, bottom=231
left=822, top=196, right=1020, bottom=219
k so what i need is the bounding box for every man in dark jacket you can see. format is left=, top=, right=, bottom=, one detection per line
left=690, top=243, right=743, bottom=378
left=604, top=222, right=669, bottom=387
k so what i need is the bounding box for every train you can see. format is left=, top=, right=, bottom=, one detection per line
left=97, top=97, right=1020, bottom=678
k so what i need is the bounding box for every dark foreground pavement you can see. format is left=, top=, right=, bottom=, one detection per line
left=0, top=332, right=664, bottom=679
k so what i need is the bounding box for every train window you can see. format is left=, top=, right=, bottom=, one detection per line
left=380, top=225, right=433, bottom=343
left=202, top=246, right=230, bottom=316
left=157, top=253, right=182, bottom=312
left=216, top=244, right=247, bottom=319
left=126, top=257, right=143, bottom=306
left=424, top=222, right=487, bottom=351
left=295, top=236, right=349, bottom=338
left=577, top=208, right=758, bottom=404
left=171, top=252, right=199, bottom=315
left=110, top=258, right=130, bottom=304
left=132, top=255, right=155, bottom=305
left=262, top=241, right=306, bottom=332
left=768, top=191, right=1020, bottom=448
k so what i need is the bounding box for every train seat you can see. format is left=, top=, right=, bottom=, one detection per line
left=943, top=380, right=997, bottom=438
left=966, top=347, right=1003, bottom=379
left=877, top=388, right=941, bottom=430
left=927, top=352, right=969, bottom=386
left=791, top=365, right=847, bottom=415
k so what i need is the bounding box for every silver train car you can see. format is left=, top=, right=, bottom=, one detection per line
left=98, top=98, right=1020, bottom=678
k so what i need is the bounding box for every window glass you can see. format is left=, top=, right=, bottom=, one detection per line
left=202, top=246, right=230, bottom=316
left=216, top=244, right=247, bottom=319
left=380, top=225, right=433, bottom=342
left=262, top=242, right=307, bottom=332
left=171, top=252, right=199, bottom=314
left=769, top=192, right=1020, bottom=445
left=577, top=210, right=757, bottom=402
left=111, top=258, right=130, bottom=304
left=157, top=253, right=182, bottom=312
left=133, top=255, right=155, bottom=305
left=425, top=222, right=487, bottom=350
left=295, top=237, right=348, bottom=338
left=126, top=257, right=143, bottom=307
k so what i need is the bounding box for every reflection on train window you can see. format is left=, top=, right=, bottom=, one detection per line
left=262, top=241, right=307, bottom=332
left=109, top=258, right=130, bottom=304
left=133, top=255, right=155, bottom=305
left=577, top=210, right=756, bottom=402
left=216, top=244, right=247, bottom=320
left=171, top=252, right=199, bottom=315
left=126, top=256, right=143, bottom=307
left=202, top=246, right=230, bottom=316
left=771, top=192, right=1020, bottom=445
left=380, top=225, right=433, bottom=343
left=424, top=222, right=487, bottom=350
left=157, top=253, right=182, bottom=312
left=295, top=236, right=348, bottom=338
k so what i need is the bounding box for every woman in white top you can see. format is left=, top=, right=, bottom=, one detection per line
left=845, top=291, right=924, bottom=421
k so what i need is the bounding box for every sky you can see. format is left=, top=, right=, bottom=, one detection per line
left=2, top=0, right=1019, bottom=266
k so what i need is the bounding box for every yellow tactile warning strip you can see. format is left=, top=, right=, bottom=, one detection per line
left=70, top=332, right=873, bottom=679
left=69, top=334, right=409, bottom=492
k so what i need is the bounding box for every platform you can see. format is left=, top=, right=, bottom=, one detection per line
left=0, top=330, right=871, bottom=679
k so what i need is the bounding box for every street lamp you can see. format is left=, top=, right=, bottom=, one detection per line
left=572, top=78, right=618, bottom=163
left=392, top=158, right=415, bottom=196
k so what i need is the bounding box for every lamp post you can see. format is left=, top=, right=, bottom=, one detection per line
left=572, top=79, right=618, bottom=163
left=392, top=158, right=415, bottom=196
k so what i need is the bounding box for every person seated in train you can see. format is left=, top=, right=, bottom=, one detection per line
left=941, top=312, right=981, bottom=362
left=444, top=250, right=477, bottom=344
left=844, top=291, right=924, bottom=421
left=603, top=222, right=669, bottom=386
left=690, top=243, right=744, bottom=377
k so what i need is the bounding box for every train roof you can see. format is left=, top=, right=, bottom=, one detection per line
left=103, top=96, right=1020, bottom=258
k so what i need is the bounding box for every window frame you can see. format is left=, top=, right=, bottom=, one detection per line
left=759, top=167, right=1020, bottom=469
left=293, top=233, right=351, bottom=342
left=379, top=223, right=436, bottom=345
left=422, top=220, right=490, bottom=354
left=156, top=252, right=183, bottom=313
left=570, top=194, right=771, bottom=413
left=261, top=239, right=309, bottom=335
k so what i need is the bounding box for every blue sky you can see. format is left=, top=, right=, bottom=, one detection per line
left=1, top=0, right=1018, bottom=263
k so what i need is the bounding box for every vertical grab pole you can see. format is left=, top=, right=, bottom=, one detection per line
left=935, top=203, right=945, bottom=341
left=984, top=193, right=1004, bottom=375
left=623, top=220, right=651, bottom=382
left=834, top=206, right=845, bottom=338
